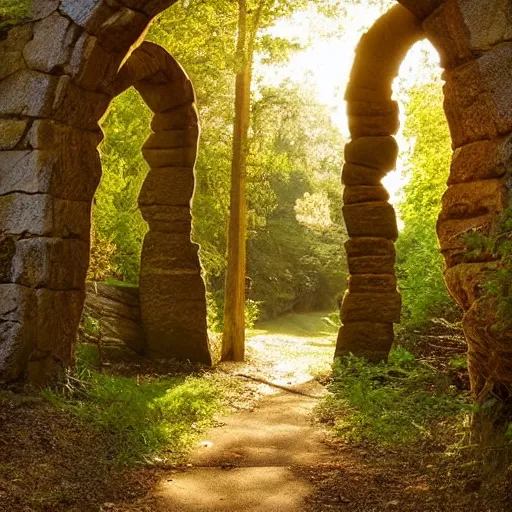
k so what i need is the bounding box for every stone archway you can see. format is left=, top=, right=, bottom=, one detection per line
left=1, top=0, right=512, bottom=389
left=337, top=0, right=512, bottom=405
left=109, top=42, right=211, bottom=364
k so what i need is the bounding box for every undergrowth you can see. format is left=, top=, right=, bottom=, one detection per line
left=43, top=344, right=227, bottom=466
left=318, top=348, right=472, bottom=446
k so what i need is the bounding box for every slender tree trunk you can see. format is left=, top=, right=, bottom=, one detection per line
left=222, top=0, right=264, bottom=361
left=222, top=0, right=251, bottom=361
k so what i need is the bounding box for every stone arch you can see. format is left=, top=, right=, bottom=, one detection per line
left=338, top=0, right=512, bottom=405
left=109, top=42, right=211, bottom=364
left=336, top=4, right=424, bottom=361
left=0, top=0, right=202, bottom=383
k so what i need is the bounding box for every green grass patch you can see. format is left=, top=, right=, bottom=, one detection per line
left=317, top=347, right=471, bottom=446
left=43, top=348, right=228, bottom=466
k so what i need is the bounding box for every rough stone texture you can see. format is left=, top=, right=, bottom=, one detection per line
left=341, top=291, right=402, bottom=324
left=348, top=274, right=397, bottom=294
left=443, top=43, right=512, bottom=148
left=83, top=283, right=145, bottom=354
left=336, top=322, right=394, bottom=361
left=448, top=134, right=512, bottom=184
left=343, top=202, right=399, bottom=240
left=341, top=163, right=389, bottom=186
left=344, top=136, right=399, bottom=171
left=343, top=185, right=390, bottom=204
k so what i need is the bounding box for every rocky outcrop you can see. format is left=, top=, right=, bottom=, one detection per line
left=83, top=282, right=144, bottom=354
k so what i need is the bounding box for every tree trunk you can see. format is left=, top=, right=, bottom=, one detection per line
left=222, top=0, right=251, bottom=361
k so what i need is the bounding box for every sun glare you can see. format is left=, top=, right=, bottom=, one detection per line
left=255, top=5, right=443, bottom=207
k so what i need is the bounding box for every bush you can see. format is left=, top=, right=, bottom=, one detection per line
left=317, top=348, right=471, bottom=446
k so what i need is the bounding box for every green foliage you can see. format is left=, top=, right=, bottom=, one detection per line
left=462, top=205, right=512, bottom=332
left=396, top=82, right=455, bottom=327
left=93, top=88, right=152, bottom=284
left=96, top=3, right=347, bottom=322
left=0, top=0, right=29, bottom=30
left=44, top=347, right=224, bottom=465
left=318, top=349, right=471, bottom=445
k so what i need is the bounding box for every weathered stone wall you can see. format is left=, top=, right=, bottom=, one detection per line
left=336, top=4, right=423, bottom=361
left=0, top=0, right=192, bottom=384
left=423, top=0, right=512, bottom=400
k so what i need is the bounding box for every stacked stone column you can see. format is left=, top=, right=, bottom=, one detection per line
left=336, top=5, right=423, bottom=361
left=112, top=42, right=211, bottom=364
left=423, top=0, right=512, bottom=400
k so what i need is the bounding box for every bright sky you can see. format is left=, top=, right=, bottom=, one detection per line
left=254, top=4, right=443, bottom=203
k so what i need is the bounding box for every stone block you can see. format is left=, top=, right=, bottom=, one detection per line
left=11, top=237, right=89, bottom=289
left=448, top=134, right=512, bottom=184
left=139, top=272, right=211, bottom=364
left=27, top=119, right=103, bottom=149
left=398, top=0, right=443, bottom=20
left=0, top=193, right=91, bottom=240
left=347, top=255, right=396, bottom=275
left=84, top=283, right=145, bottom=354
left=140, top=231, right=201, bottom=271
left=0, top=25, right=32, bottom=81
left=345, top=136, right=399, bottom=171
left=139, top=169, right=195, bottom=207
left=96, top=8, right=150, bottom=54
left=348, top=274, right=397, bottom=294
left=53, top=79, right=110, bottom=131
left=343, top=202, right=398, bottom=240
left=135, top=80, right=194, bottom=114
left=60, top=0, right=118, bottom=33
left=23, top=13, right=76, bottom=73
left=347, top=98, right=400, bottom=138
left=437, top=213, right=495, bottom=267
left=444, top=262, right=496, bottom=310
left=344, top=185, right=389, bottom=204
left=32, top=1, right=60, bottom=20
left=424, top=0, right=512, bottom=69
left=142, top=147, right=197, bottom=168
left=0, top=284, right=36, bottom=382
left=0, top=235, right=16, bottom=282
left=152, top=104, right=199, bottom=131
left=342, top=163, right=388, bottom=186
left=0, top=147, right=101, bottom=201
left=0, top=69, right=59, bottom=117
left=140, top=204, right=192, bottom=233
left=67, top=32, right=122, bottom=92
left=336, top=321, right=394, bottom=360
left=345, top=237, right=396, bottom=258
left=34, top=288, right=84, bottom=364
left=341, top=291, right=401, bottom=323
left=144, top=128, right=199, bottom=149
left=439, top=180, right=506, bottom=221
left=0, top=120, right=28, bottom=150
left=345, top=5, right=422, bottom=100
left=444, top=43, right=512, bottom=147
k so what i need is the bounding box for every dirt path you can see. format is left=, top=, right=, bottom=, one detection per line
left=116, top=313, right=339, bottom=512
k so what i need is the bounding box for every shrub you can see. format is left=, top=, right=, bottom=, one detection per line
left=317, top=348, right=471, bottom=446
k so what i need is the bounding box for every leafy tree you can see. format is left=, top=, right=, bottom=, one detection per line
left=396, top=81, right=455, bottom=326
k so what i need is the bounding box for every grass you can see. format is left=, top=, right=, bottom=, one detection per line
left=43, top=344, right=229, bottom=466
left=249, top=310, right=339, bottom=339
left=317, top=348, right=472, bottom=446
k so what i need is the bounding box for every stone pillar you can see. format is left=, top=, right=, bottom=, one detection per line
left=112, top=42, right=211, bottom=364
left=336, top=5, right=423, bottom=361
left=424, top=0, right=512, bottom=401
left=0, top=0, right=176, bottom=383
